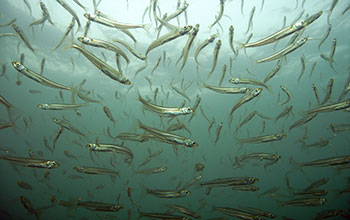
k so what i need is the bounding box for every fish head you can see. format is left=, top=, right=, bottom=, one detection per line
left=278, top=133, right=287, bottom=140
left=294, top=20, right=305, bottom=29
left=86, top=143, right=99, bottom=151
left=180, top=25, right=193, bottom=35
left=160, top=166, right=168, bottom=172
left=84, top=13, right=96, bottom=20
left=229, top=25, right=234, bottom=32
left=247, top=177, right=259, bottom=184
left=209, top=34, right=217, bottom=42
left=181, top=107, right=193, bottom=114
left=180, top=190, right=191, bottom=196
left=229, top=78, right=240, bottom=84
left=73, top=166, right=84, bottom=172
left=119, top=76, right=131, bottom=85
left=297, top=38, right=308, bottom=46
left=253, top=217, right=265, bottom=220
left=111, top=204, right=123, bottom=212
left=77, top=36, right=92, bottom=44
left=320, top=198, right=327, bottom=205
left=46, top=160, right=60, bottom=169
left=184, top=139, right=198, bottom=148
left=11, top=61, right=25, bottom=71
left=253, top=88, right=262, bottom=96
left=37, top=104, right=49, bottom=110
left=52, top=118, right=60, bottom=124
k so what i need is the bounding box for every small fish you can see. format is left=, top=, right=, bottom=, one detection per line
left=179, top=24, right=200, bottom=73
left=328, top=38, right=336, bottom=70
left=20, top=196, right=40, bottom=219
left=297, top=55, right=306, bottom=82
left=103, top=106, right=116, bottom=126
left=74, top=166, right=120, bottom=178
left=0, top=155, right=59, bottom=169
left=245, top=6, right=256, bottom=34
left=17, top=181, right=33, bottom=191
left=171, top=85, right=191, bottom=102
left=279, top=85, right=291, bottom=105
left=318, top=24, right=332, bottom=50
left=209, top=0, right=225, bottom=29
left=194, top=34, right=217, bottom=66
left=86, top=143, right=133, bottom=163
left=238, top=133, right=286, bottom=145
left=200, top=176, right=258, bottom=187
left=338, top=72, right=350, bottom=102
left=146, top=25, right=192, bottom=56
left=275, top=106, right=293, bottom=122
left=38, top=103, right=85, bottom=110
left=166, top=204, right=201, bottom=219
left=278, top=197, right=327, bottom=207
left=214, top=122, right=223, bottom=144
left=303, top=177, right=329, bottom=192
left=146, top=188, right=190, bottom=199
left=229, top=25, right=237, bottom=55
left=264, top=61, right=281, bottom=83
left=56, top=0, right=81, bottom=31
left=289, top=113, right=318, bottom=131
left=257, top=37, right=308, bottom=63
left=53, top=118, right=85, bottom=137
left=203, top=83, right=250, bottom=94
left=209, top=40, right=222, bottom=77
left=12, top=24, right=35, bottom=54
left=138, top=210, right=191, bottom=220
left=229, top=77, right=269, bottom=90
left=242, top=11, right=322, bottom=48
left=229, top=88, right=262, bottom=118
left=135, top=166, right=167, bottom=175
left=112, top=39, right=146, bottom=60
left=77, top=200, right=123, bottom=212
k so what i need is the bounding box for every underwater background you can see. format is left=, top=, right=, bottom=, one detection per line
left=0, top=0, right=349, bottom=219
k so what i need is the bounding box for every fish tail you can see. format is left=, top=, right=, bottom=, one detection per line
left=288, top=157, right=305, bottom=175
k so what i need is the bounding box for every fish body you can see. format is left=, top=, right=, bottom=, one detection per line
left=37, top=103, right=85, bottom=110
left=70, top=43, right=131, bottom=85
left=257, top=38, right=308, bottom=63
left=77, top=200, right=123, bottom=212
left=179, top=24, right=199, bottom=72
left=238, top=133, right=286, bottom=144
left=146, top=25, right=192, bottom=56
left=209, top=0, right=225, bottom=29
left=203, top=83, right=250, bottom=94
left=244, top=11, right=322, bottom=48
left=138, top=121, right=198, bottom=148
left=229, top=88, right=262, bottom=116
left=135, top=166, right=167, bottom=174
left=74, top=166, right=120, bottom=177
left=280, top=197, right=326, bottom=207
left=229, top=78, right=268, bottom=90
left=56, top=0, right=81, bottom=30
left=53, top=118, right=85, bottom=137
left=146, top=188, right=190, bottom=198
left=289, top=113, right=318, bottom=131
left=20, top=196, right=39, bottom=219
left=78, top=37, right=129, bottom=64
left=194, top=34, right=217, bottom=66
left=298, top=155, right=350, bottom=167
left=308, top=100, right=350, bottom=114
left=209, top=40, right=222, bottom=77
left=229, top=25, right=237, bottom=55
left=200, top=177, right=258, bottom=187
left=320, top=78, right=334, bottom=105
left=138, top=94, right=193, bottom=116
left=112, top=39, right=146, bottom=60
left=0, top=155, right=59, bottom=169
left=166, top=204, right=201, bottom=219
left=12, top=24, right=35, bottom=54
left=12, top=62, right=72, bottom=90
left=115, top=133, right=149, bottom=142
left=86, top=143, right=133, bottom=161
left=275, top=105, right=293, bottom=122
left=138, top=211, right=191, bottom=220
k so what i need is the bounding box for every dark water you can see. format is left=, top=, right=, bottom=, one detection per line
left=0, top=0, right=349, bottom=219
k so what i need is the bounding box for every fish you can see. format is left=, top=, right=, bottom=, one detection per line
left=308, top=100, right=350, bottom=114
left=103, top=106, right=116, bottom=126
left=166, top=204, right=201, bottom=219
left=179, top=24, right=200, bottom=73
left=138, top=120, right=198, bottom=148
left=146, top=188, right=191, bottom=199
left=171, top=85, right=191, bottom=102
left=208, top=40, right=222, bottom=77
left=56, top=0, right=81, bottom=31
left=318, top=24, right=332, bottom=50
left=209, top=0, right=225, bottom=29
left=213, top=206, right=265, bottom=220
left=229, top=25, right=237, bottom=55
left=138, top=210, right=192, bottom=220
left=229, top=78, right=269, bottom=90
left=214, top=122, right=223, bottom=144
left=37, top=103, right=85, bottom=110
left=275, top=105, right=293, bottom=122
left=200, top=176, right=258, bottom=187
left=86, top=143, right=133, bottom=162
left=290, top=155, right=350, bottom=168
left=73, top=166, right=120, bottom=177
left=238, top=133, right=286, bottom=144
left=289, top=113, right=318, bottom=131
left=16, top=181, right=33, bottom=191
left=257, top=37, right=308, bottom=63
left=303, top=177, right=329, bottom=192
left=11, top=61, right=73, bottom=91
left=20, top=196, right=40, bottom=219
left=23, top=0, right=32, bottom=16
left=327, top=0, right=339, bottom=24
left=78, top=37, right=130, bottom=65
left=138, top=93, right=193, bottom=116
left=151, top=56, right=162, bottom=75
left=238, top=206, right=276, bottom=219
left=278, top=197, right=327, bottom=207
left=314, top=209, right=343, bottom=220
left=195, top=34, right=217, bottom=67
left=73, top=0, right=88, bottom=11
left=145, top=25, right=193, bottom=56
left=279, top=85, right=291, bottom=105
left=203, top=83, right=250, bottom=94
left=135, top=166, right=167, bottom=175
left=12, top=24, right=35, bottom=54
left=52, top=118, right=85, bottom=137
left=297, top=55, right=306, bottom=82
left=64, top=150, right=78, bottom=160
left=235, top=111, right=257, bottom=131
left=338, top=72, right=350, bottom=102
left=235, top=153, right=281, bottom=168
left=328, top=38, right=337, bottom=70
left=115, top=133, right=149, bottom=142
left=68, top=43, right=131, bottom=85
left=0, top=155, right=60, bottom=169
left=112, top=39, right=146, bottom=60
left=242, top=11, right=322, bottom=48
left=77, top=200, right=123, bottom=212
left=245, top=6, right=256, bottom=34
left=258, top=186, right=280, bottom=198
left=229, top=88, right=262, bottom=118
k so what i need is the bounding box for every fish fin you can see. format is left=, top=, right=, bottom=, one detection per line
left=60, top=38, right=75, bottom=51
left=143, top=23, right=152, bottom=33
left=234, top=40, right=245, bottom=49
